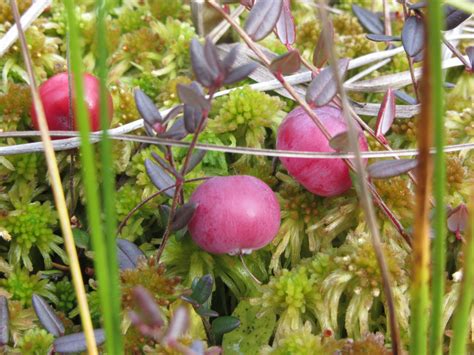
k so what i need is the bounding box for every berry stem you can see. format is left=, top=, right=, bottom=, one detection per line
left=156, top=92, right=216, bottom=262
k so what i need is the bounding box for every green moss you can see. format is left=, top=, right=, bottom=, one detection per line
left=54, top=278, right=76, bottom=314
left=1, top=268, right=56, bottom=306
left=2, top=201, right=66, bottom=270
left=16, top=328, right=54, bottom=355
left=209, top=86, right=284, bottom=148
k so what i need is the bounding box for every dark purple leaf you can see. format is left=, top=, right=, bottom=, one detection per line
left=329, top=131, right=350, bottom=152
left=190, top=38, right=215, bottom=88
left=313, top=23, right=334, bottom=68
left=117, top=238, right=145, bottom=270
left=151, top=152, right=179, bottom=178
left=366, top=34, right=401, bottom=42
left=189, top=274, right=213, bottom=305
left=184, top=150, right=207, bottom=175
left=32, top=294, right=65, bottom=337
left=222, top=45, right=240, bottom=71
left=447, top=204, right=469, bottom=239
left=158, top=117, right=189, bottom=140
left=402, top=16, right=425, bottom=57
left=134, top=89, right=162, bottom=126
left=352, top=5, right=384, bottom=34
left=395, top=90, right=417, bottom=105
left=184, top=104, right=202, bottom=133
left=204, top=37, right=223, bottom=81
left=368, top=159, right=418, bottom=179
left=444, top=5, right=471, bottom=31
left=177, top=83, right=210, bottom=112
left=162, top=104, right=184, bottom=125
left=211, top=316, right=240, bottom=335
left=130, top=286, right=164, bottom=328
left=53, top=329, right=105, bottom=353
left=412, top=48, right=424, bottom=63
left=275, top=0, right=295, bottom=46
left=306, top=58, right=350, bottom=107
left=270, top=49, right=301, bottom=75
left=244, top=0, right=284, bottom=41
left=0, top=296, right=8, bottom=346
left=145, top=158, right=176, bottom=198
left=466, top=46, right=474, bottom=70
left=223, top=62, right=258, bottom=85
left=171, top=202, right=197, bottom=232
left=375, top=88, right=396, bottom=142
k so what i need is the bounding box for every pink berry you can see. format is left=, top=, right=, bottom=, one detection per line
left=188, top=175, right=281, bottom=255
left=276, top=105, right=369, bottom=197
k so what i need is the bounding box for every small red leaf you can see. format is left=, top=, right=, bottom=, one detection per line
left=447, top=204, right=469, bottom=240
left=270, top=49, right=301, bottom=75
left=329, top=131, right=350, bottom=152
left=313, top=22, right=334, bottom=68
left=375, top=88, right=396, bottom=143
left=275, top=0, right=295, bottom=47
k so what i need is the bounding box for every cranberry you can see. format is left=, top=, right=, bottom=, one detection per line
left=188, top=175, right=281, bottom=255
left=30, top=72, right=113, bottom=136
left=276, top=105, right=369, bottom=197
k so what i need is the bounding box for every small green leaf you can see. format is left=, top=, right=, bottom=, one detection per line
left=190, top=274, right=213, bottom=305
left=72, top=229, right=90, bottom=249
left=222, top=300, right=276, bottom=355
left=211, top=316, right=240, bottom=336
left=196, top=307, right=219, bottom=318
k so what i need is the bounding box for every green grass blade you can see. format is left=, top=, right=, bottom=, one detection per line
left=63, top=0, right=121, bottom=353
left=96, top=0, right=124, bottom=352
left=428, top=1, right=447, bottom=354
left=449, top=193, right=474, bottom=354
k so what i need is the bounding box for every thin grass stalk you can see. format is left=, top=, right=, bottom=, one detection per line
left=410, top=18, right=434, bottom=355
left=317, top=2, right=401, bottom=352
left=96, top=0, right=123, bottom=352
left=9, top=0, right=97, bottom=353
left=428, top=0, right=447, bottom=354
left=450, top=189, right=474, bottom=353
left=63, top=0, right=117, bottom=353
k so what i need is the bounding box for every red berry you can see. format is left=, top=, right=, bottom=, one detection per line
left=276, top=105, right=369, bottom=197
left=30, top=72, right=113, bottom=135
left=188, top=175, right=281, bottom=255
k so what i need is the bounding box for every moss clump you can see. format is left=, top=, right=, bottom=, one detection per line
left=121, top=256, right=181, bottom=311
left=2, top=201, right=66, bottom=270
left=54, top=278, right=76, bottom=314
left=209, top=86, right=284, bottom=148
left=1, top=268, right=56, bottom=306
left=0, top=83, right=32, bottom=132
left=373, top=176, right=414, bottom=225
left=16, top=328, right=54, bottom=355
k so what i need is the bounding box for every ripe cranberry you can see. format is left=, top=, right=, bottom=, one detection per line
left=188, top=175, right=281, bottom=255
left=276, top=105, right=369, bottom=197
left=30, top=72, right=113, bottom=135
